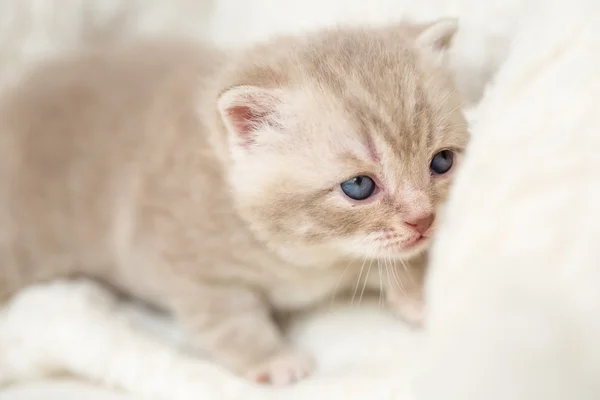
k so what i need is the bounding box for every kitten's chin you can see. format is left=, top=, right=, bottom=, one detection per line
left=379, top=236, right=431, bottom=260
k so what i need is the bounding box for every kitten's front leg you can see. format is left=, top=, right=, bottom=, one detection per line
left=385, top=263, right=426, bottom=327
left=173, top=284, right=314, bottom=385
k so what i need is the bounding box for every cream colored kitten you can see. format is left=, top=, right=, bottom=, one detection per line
left=0, top=19, right=467, bottom=384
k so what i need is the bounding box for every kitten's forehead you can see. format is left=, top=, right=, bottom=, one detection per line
left=301, top=28, right=426, bottom=104
left=298, top=29, right=448, bottom=148
left=298, top=39, right=435, bottom=167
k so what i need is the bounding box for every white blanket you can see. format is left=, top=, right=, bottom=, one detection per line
left=2, top=0, right=599, bottom=399
left=0, top=280, right=423, bottom=399
left=415, top=1, right=600, bottom=398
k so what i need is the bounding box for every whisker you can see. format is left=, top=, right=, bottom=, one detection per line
left=358, top=257, right=373, bottom=305
left=377, top=260, right=383, bottom=308
left=400, top=259, right=416, bottom=286
left=384, top=258, right=392, bottom=289
left=439, top=91, right=454, bottom=106
left=439, top=102, right=466, bottom=123
left=390, top=260, right=406, bottom=296
left=330, top=257, right=355, bottom=305
left=444, top=123, right=470, bottom=130
left=430, top=91, right=454, bottom=116
left=351, top=255, right=368, bottom=305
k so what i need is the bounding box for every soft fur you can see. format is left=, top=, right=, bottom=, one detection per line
left=0, top=21, right=467, bottom=385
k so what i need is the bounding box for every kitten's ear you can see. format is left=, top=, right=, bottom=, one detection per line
left=217, top=85, right=283, bottom=149
left=415, top=18, right=458, bottom=62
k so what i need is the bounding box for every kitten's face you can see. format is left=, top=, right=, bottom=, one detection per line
left=218, top=20, right=469, bottom=264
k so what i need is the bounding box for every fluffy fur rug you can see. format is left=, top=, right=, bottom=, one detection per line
left=1, top=0, right=599, bottom=399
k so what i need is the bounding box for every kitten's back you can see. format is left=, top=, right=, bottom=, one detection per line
left=0, top=40, right=224, bottom=300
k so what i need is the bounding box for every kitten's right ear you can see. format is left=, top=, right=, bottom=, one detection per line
left=415, top=18, right=459, bottom=64
left=217, top=85, right=283, bottom=149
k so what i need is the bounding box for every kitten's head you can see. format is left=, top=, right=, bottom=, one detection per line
left=216, top=19, right=469, bottom=265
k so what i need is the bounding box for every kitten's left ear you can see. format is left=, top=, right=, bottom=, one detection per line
left=217, top=85, right=284, bottom=149
left=415, top=18, right=459, bottom=63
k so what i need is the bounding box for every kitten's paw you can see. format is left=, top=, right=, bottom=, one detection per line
left=245, top=349, right=314, bottom=385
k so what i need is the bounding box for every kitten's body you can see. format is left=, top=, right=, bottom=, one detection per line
left=0, top=21, right=467, bottom=384
left=0, top=41, right=375, bottom=310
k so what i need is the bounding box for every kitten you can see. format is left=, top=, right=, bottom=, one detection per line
left=0, top=18, right=468, bottom=384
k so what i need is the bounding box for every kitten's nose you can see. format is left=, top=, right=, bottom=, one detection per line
left=403, top=213, right=434, bottom=234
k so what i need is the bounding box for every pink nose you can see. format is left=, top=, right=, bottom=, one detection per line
left=404, top=213, right=434, bottom=234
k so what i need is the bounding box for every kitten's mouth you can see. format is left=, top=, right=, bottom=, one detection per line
left=370, top=230, right=432, bottom=257
left=377, top=234, right=430, bottom=255
left=402, top=235, right=428, bottom=250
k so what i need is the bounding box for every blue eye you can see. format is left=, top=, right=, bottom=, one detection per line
left=340, top=176, right=376, bottom=200
left=430, top=150, right=454, bottom=175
